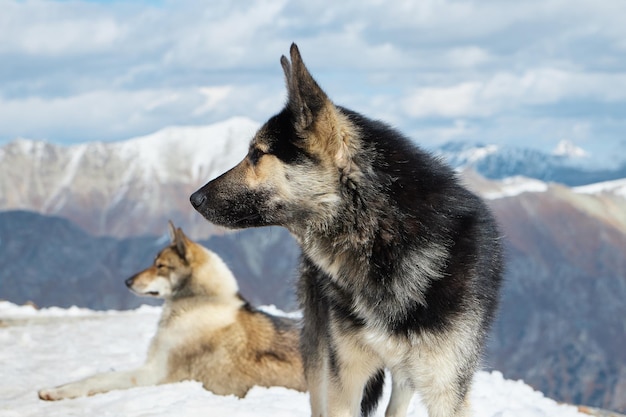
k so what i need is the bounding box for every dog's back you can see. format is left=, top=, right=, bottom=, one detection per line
left=164, top=300, right=305, bottom=396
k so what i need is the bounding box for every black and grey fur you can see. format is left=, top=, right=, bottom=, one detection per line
left=190, top=44, right=503, bottom=417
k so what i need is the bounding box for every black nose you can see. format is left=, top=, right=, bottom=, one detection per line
left=125, top=277, right=134, bottom=288
left=190, top=191, right=207, bottom=209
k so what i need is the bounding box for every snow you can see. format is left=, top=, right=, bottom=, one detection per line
left=552, top=140, right=589, bottom=158
left=574, top=178, right=626, bottom=199
left=459, top=144, right=500, bottom=164
left=114, top=116, right=259, bottom=182
left=482, top=176, right=549, bottom=200
left=3, top=116, right=259, bottom=186
left=0, top=301, right=586, bottom=417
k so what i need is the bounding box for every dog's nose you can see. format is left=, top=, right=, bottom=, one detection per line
left=190, top=191, right=207, bottom=209
left=125, top=277, right=134, bottom=288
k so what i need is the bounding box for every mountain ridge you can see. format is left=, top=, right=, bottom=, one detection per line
left=2, top=119, right=626, bottom=239
left=436, top=141, right=626, bottom=186
left=0, top=117, right=259, bottom=238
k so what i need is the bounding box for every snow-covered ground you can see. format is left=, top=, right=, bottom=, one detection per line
left=0, top=301, right=586, bottom=417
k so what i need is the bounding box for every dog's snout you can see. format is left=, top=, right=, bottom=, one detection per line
left=125, top=277, right=134, bottom=288
left=190, top=190, right=207, bottom=209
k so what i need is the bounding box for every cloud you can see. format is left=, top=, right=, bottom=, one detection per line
left=0, top=1, right=124, bottom=56
left=0, top=0, right=625, bottom=158
left=402, top=69, right=626, bottom=119
left=0, top=84, right=282, bottom=143
left=192, top=86, right=233, bottom=116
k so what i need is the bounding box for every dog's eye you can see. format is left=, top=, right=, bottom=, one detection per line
left=249, top=148, right=264, bottom=165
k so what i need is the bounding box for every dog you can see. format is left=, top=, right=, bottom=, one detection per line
left=38, top=221, right=306, bottom=401
left=190, top=44, right=503, bottom=417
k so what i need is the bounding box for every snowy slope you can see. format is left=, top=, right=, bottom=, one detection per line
left=465, top=174, right=626, bottom=201
left=574, top=178, right=626, bottom=199
left=0, top=302, right=587, bottom=417
left=0, top=117, right=260, bottom=238
left=112, top=116, right=258, bottom=183
left=479, top=176, right=549, bottom=200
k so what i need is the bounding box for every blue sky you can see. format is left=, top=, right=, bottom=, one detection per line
left=1, top=0, right=625, bottom=158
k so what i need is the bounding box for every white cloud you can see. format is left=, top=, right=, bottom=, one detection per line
left=403, top=82, right=487, bottom=118
left=192, top=87, right=233, bottom=116
left=0, top=0, right=625, bottom=157
left=0, top=2, right=124, bottom=55
left=402, top=69, right=626, bottom=119
left=446, top=47, right=491, bottom=68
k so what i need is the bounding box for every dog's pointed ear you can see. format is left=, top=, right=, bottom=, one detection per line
left=172, top=227, right=188, bottom=259
left=281, top=43, right=355, bottom=173
left=281, top=43, right=329, bottom=133
left=168, top=220, right=177, bottom=243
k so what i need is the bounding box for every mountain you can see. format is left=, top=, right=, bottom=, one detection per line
left=476, top=178, right=626, bottom=413
left=2, top=121, right=625, bottom=239
left=0, top=117, right=259, bottom=239
left=435, top=141, right=626, bottom=186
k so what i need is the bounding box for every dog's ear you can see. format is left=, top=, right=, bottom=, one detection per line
left=172, top=227, right=188, bottom=259
left=167, top=220, right=177, bottom=243
left=281, top=44, right=355, bottom=172
left=281, top=43, right=329, bottom=133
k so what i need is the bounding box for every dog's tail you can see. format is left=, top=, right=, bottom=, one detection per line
left=360, top=368, right=385, bottom=417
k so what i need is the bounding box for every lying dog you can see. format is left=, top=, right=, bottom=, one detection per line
left=38, top=221, right=306, bottom=400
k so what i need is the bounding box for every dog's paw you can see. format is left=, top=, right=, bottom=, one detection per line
left=38, top=388, right=62, bottom=401
left=38, top=386, right=81, bottom=401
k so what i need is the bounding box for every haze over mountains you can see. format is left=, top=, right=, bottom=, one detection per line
left=0, top=118, right=625, bottom=412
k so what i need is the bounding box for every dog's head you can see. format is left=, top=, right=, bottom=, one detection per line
left=190, top=43, right=362, bottom=233
left=125, top=221, right=194, bottom=298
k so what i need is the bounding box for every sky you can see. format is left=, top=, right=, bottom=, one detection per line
left=1, top=0, right=625, bottom=158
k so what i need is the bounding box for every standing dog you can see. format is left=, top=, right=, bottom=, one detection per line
left=38, top=222, right=306, bottom=401
left=190, top=44, right=503, bottom=417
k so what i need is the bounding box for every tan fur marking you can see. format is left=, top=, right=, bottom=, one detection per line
left=292, top=102, right=361, bottom=178
left=245, top=154, right=287, bottom=187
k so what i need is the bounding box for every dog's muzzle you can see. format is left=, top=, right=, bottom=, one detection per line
left=125, top=276, right=134, bottom=288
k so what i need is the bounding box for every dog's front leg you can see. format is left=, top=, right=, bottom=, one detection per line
left=324, top=319, right=385, bottom=417
left=325, top=376, right=366, bottom=417
left=385, top=375, right=414, bottom=417
left=38, top=363, right=163, bottom=401
left=305, top=350, right=329, bottom=417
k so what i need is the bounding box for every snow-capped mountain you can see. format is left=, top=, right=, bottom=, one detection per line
left=0, top=117, right=259, bottom=238
left=553, top=139, right=589, bottom=158
left=435, top=141, right=626, bottom=186
left=2, top=118, right=625, bottom=238
left=574, top=178, right=626, bottom=199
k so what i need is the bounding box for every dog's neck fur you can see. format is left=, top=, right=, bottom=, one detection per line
left=295, top=171, right=398, bottom=283
left=170, top=245, right=240, bottom=302
left=159, top=246, right=242, bottom=328
left=294, top=132, right=450, bottom=299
